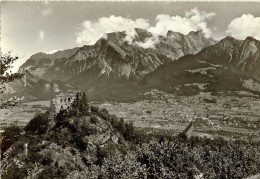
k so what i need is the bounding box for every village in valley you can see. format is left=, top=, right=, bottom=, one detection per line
left=98, top=90, right=260, bottom=142
left=0, top=96, right=25, bottom=108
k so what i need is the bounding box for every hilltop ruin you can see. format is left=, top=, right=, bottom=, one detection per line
left=50, top=90, right=81, bottom=115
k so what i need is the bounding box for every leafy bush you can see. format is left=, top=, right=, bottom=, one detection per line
left=203, top=98, right=217, bottom=103
left=55, top=109, right=69, bottom=128
left=90, top=115, right=98, bottom=124
left=65, top=137, right=260, bottom=179
left=1, top=125, right=22, bottom=157
left=24, top=114, right=50, bottom=135
left=123, top=121, right=135, bottom=141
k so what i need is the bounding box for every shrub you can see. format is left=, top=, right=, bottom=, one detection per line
left=203, top=98, right=217, bottom=103
left=55, top=110, right=69, bottom=128
left=115, top=118, right=126, bottom=135
left=73, top=133, right=87, bottom=151
left=90, top=106, right=99, bottom=113
left=96, top=145, right=108, bottom=166
left=90, top=115, right=98, bottom=124
left=24, top=114, right=50, bottom=135
left=123, top=121, right=135, bottom=141
left=1, top=124, right=22, bottom=157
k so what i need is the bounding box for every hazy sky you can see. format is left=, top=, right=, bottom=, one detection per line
left=1, top=1, right=260, bottom=72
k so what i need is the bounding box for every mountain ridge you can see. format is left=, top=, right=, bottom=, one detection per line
left=19, top=28, right=216, bottom=84
left=8, top=31, right=260, bottom=100
left=141, top=35, right=260, bottom=96
left=5, top=28, right=217, bottom=100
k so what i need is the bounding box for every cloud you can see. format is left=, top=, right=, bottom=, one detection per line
left=47, top=50, right=57, bottom=54
left=76, top=15, right=149, bottom=45
left=76, top=8, right=215, bottom=48
left=134, top=36, right=159, bottom=49
left=149, top=8, right=215, bottom=37
left=142, top=8, right=215, bottom=48
left=46, top=49, right=63, bottom=54
left=42, top=8, right=53, bottom=17
left=44, top=0, right=49, bottom=5
left=226, top=14, right=260, bottom=40
left=39, top=31, right=45, bottom=40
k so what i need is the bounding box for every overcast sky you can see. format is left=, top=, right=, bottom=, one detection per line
left=1, top=1, right=260, bottom=72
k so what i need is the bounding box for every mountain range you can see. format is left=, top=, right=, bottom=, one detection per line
left=142, top=36, right=260, bottom=96
left=3, top=28, right=260, bottom=100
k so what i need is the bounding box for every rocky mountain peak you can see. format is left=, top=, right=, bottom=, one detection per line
left=166, top=30, right=183, bottom=40
left=134, top=28, right=153, bottom=37
left=215, top=36, right=243, bottom=53
left=244, top=36, right=259, bottom=42
left=240, top=36, right=259, bottom=54
left=105, top=31, right=126, bottom=45
left=187, top=30, right=204, bottom=37
left=219, top=36, right=242, bottom=44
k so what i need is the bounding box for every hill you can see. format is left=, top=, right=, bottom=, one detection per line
left=1, top=93, right=134, bottom=178
left=1, top=93, right=260, bottom=178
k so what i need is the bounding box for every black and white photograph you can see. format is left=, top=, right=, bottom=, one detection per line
left=1, top=0, right=260, bottom=178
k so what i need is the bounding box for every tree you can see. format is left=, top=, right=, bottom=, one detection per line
left=24, top=114, right=50, bottom=135
left=0, top=51, right=24, bottom=93
left=70, top=92, right=81, bottom=116
left=55, top=109, right=69, bottom=128
left=69, top=92, right=90, bottom=117
left=124, top=121, right=135, bottom=141
left=79, top=92, right=89, bottom=115
left=1, top=124, right=22, bottom=157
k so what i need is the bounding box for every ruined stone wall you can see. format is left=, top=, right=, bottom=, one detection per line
left=51, top=91, right=80, bottom=114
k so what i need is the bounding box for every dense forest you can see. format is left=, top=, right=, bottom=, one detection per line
left=1, top=93, right=260, bottom=179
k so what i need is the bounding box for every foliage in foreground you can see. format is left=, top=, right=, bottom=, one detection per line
left=0, top=51, right=24, bottom=93
left=1, top=93, right=260, bottom=179
left=66, top=138, right=260, bottom=179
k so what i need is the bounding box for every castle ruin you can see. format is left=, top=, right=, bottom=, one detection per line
left=50, top=90, right=81, bottom=114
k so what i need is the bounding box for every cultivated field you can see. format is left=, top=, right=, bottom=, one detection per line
left=98, top=91, right=260, bottom=141
left=0, top=101, right=50, bottom=132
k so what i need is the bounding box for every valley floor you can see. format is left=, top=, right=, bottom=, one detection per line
left=0, top=101, right=50, bottom=132
left=98, top=91, right=260, bottom=142
left=1, top=91, right=260, bottom=141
